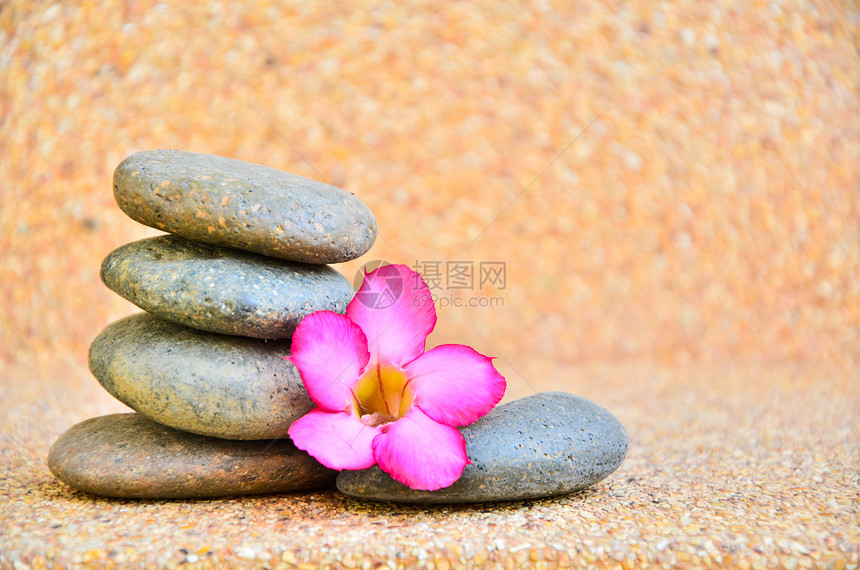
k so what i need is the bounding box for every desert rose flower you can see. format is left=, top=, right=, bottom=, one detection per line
left=287, top=264, right=506, bottom=491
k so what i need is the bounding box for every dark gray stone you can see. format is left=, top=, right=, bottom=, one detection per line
left=336, top=392, right=628, bottom=503
left=48, top=414, right=336, bottom=499
left=113, top=149, right=377, bottom=263
left=89, top=313, right=311, bottom=440
left=101, top=235, right=355, bottom=339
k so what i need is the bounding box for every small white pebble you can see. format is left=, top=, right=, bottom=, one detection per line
left=623, top=149, right=643, bottom=172
left=656, top=540, right=672, bottom=551
left=705, top=32, right=719, bottom=51
left=186, top=554, right=199, bottom=564
left=236, top=547, right=257, bottom=560
left=704, top=539, right=717, bottom=553
left=681, top=27, right=696, bottom=46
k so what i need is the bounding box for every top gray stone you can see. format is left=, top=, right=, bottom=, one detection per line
left=113, top=149, right=377, bottom=264
left=336, top=392, right=628, bottom=503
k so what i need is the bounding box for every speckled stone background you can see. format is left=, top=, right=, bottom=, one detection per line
left=1, top=1, right=857, bottom=568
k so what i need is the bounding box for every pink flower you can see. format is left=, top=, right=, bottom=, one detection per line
left=286, top=264, right=506, bottom=491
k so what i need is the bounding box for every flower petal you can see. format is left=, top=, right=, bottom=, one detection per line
left=288, top=311, right=369, bottom=411
left=404, top=344, right=506, bottom=426
left=372, top=407, right=469, bottom=491
left=287, top=408, right=378, bottom=471
left=346, top=264, right=436, bottom=368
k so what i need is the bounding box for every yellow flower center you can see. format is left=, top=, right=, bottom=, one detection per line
left=353, top=364, right=413, bottom=428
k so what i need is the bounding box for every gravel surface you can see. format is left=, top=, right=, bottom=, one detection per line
left=2, top=359, right=857, bottom=568
left=1, top=0, right=857, bottom=567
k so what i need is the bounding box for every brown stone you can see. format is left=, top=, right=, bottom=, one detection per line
left=48, top=414, right=336, bottom=499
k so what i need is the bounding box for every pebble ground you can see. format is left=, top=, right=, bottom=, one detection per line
left=1, top=359, right=856, bottom=568
left=1, top=1, right=857, bottom=568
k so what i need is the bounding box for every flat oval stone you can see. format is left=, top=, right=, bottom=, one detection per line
left=101, top=235, right=355, bottom=339
left=336, top=392, right=628, bottom=503
left=48, top=414, right=336, bottom=499
left=89, top=313, right=311, bottom=440
left=113, top=149, right=377, bottom=263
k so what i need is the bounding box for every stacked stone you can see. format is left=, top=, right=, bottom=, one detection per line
left=49, top=149, right=630, bottom=503
left=48, top=150, right=378, bottom=499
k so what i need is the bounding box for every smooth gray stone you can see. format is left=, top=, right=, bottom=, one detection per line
left=113, top=149, right=377, bottom=263
left=89, top=313, right=311, bottom=440
left=101, top=235, right=354, bottom=339
left=48, top=414, right=336, bottom=499
left=336, top=392, right=628, bottom=503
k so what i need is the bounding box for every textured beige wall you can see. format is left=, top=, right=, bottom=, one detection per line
left=2, top=1, right=857, bottom=377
